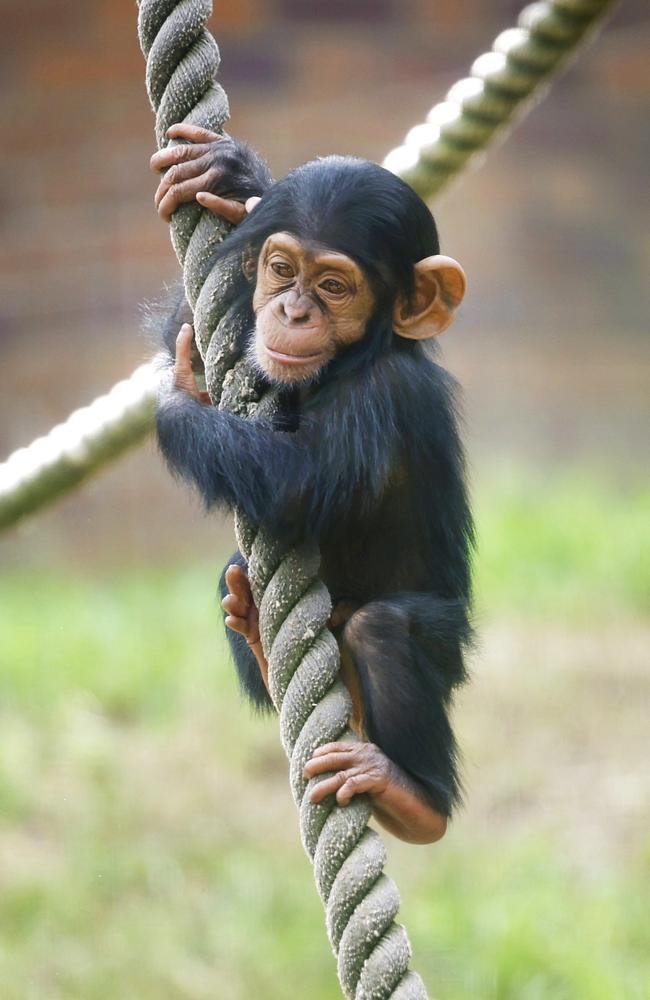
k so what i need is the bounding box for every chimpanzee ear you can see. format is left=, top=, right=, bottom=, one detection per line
left=393, top=255, right=466, bottom=340
left=240, top=199, right=262, bottom=281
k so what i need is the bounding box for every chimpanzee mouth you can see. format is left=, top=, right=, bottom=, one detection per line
left=265, top=347, right=325, bottom=366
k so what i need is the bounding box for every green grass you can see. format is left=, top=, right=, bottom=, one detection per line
left=474, top=466, right=650, bottom=619
left=0, top=470, right=648, bottom=999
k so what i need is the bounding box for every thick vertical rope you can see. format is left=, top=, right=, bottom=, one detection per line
left=137, top=3, right=428, bottom=998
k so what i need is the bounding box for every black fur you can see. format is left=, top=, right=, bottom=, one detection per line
left=157, top=155, right=473, bottom=816
left=142, top=281, right=193, bottom=358
left=213, top=135, right=274, bottom=202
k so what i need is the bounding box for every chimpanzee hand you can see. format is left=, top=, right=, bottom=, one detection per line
left=221, top=562, right=269, bottom=693
left=150, top=123, right=267, bottom=222
left=173, top=324, right=211, bottom=404
left=304, top=741, right=392, bottom=806
left=304, top=740, right=448, bottom=844
left=221, top=563, right=260, bottom=648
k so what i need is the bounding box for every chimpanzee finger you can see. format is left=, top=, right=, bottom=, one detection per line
left=336, top=773, right=374, bottom=806
left=175, top=323, right=194, bottom=368
left=224, top=614, right=250, bottom=636
left=304, top=751, right=357, bottom=778
left=154, top=154, right=213, bottom=207
left=173, top=324, right=200, bottom=396
left=224, top=565, right=253, bottom=604
left=308, top=769, right=359, bottom=804
left=150, top=142, right=212, bottom=173
left=167, top=123, right=222, bottom=143
left=157, top=173, right=221, bottom=221
left=311, top=741, right=357, bottom=757
left=221, top=593, right=250, bottom=619
left=195, top=192, right=247, bottom=225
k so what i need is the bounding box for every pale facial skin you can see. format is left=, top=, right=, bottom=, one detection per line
left=251, top=232, right=376, bottom=383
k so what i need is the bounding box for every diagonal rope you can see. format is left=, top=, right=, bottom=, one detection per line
left=0, top=362, right=162, bottom=532
left=139, top=3, right=427, bottom=997
left=383, top=0, right=619, bottom=196
left=0, top=0, right=619, bottom=534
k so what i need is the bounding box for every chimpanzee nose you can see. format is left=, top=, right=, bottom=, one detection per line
left=282, top=288, right=313, bottom=324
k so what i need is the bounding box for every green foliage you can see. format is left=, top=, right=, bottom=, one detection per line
left=405, top=843, right=650, bottom=1000
left=474, top=467, right=650, bottom=620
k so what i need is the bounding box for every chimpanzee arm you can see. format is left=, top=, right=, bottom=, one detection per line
left=156, top=358, right=401, bottom=538
left=341, top=593, right=471, bottom=817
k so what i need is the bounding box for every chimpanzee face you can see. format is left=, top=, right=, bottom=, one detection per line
left=251, top=232, right=376, bottom=384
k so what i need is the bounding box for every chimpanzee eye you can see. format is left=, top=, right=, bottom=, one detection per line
left=320, top=278, right=347, bottom=295
left=270, top=261, right=294, bottom=278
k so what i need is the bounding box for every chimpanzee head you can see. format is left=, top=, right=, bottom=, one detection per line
left=217, top=156, right=466, bottom=385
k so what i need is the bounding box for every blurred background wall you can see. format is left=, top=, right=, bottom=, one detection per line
left=1, top=0, right=648, bottom=568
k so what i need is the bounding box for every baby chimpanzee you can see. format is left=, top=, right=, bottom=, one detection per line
left=152, top=124, right=472, bottom=845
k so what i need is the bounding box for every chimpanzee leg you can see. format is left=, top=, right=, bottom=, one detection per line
left=341, top=595, right=471, bottom=816
left=218, top=551, right=273, bottom=711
